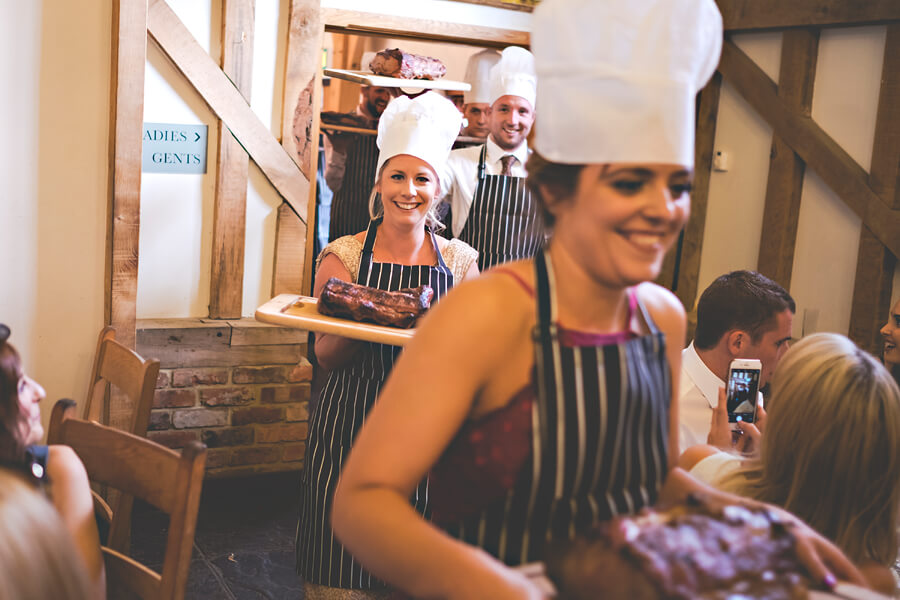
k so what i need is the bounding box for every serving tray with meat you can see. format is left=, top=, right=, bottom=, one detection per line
left=546, top=497, right=817, bottom=600
left=367, top=48, right=447, bottom=80
left=255, top=283, right=434, bottom=347
left=317, top=278, right=433, bottom=329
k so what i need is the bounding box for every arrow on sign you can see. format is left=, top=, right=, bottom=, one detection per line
left=194, top=132, right=201, bottom=142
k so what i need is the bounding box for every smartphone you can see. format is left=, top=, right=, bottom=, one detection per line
left=726, top=358, right=762, bottom=426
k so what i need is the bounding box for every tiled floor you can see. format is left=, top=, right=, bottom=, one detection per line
left=131, top=470, right=304, bottom=599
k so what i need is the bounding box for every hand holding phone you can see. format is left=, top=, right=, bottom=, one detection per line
left=726, top=358, right=762, bottom=427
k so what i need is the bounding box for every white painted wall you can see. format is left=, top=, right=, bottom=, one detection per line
left=0, top=1, right=43, bottom=375
left=1, top=0, right=112, bottom=436
left=139, top=1, right=285, bottom=319
left=698, top=28, right=896, bottom=340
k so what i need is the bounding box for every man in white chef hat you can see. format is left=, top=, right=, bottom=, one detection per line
left=460, top=48, right=501, bottom=139
left=324, top=50, right=399, bottom=242
left=439, top=46, right=544, bottom=271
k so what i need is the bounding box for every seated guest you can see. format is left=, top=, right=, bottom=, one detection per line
left=0, top=468, right=94, bottom=600
left=680, top=270, right=795, bottom=451
left=680, top=333, right=900, bottom=595
left=0, top=324, right=105, bottom=599
left=297, top=92, right=478, bottom=598
left=881, top=297, right=900, bottom=387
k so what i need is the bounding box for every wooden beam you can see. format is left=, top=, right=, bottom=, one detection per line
left=108, top=0, right=147, bottom=430
left=146, top=0, right=310, bottom=223
left=673, top=72, right=723, bottom=315
left=849, top=227, right=897, bottom=356
left=756, top=29, right=818, bottom=288
left=716, top=0, right=900, bottom=32
left=869, top=24, right=900, bottom=210
left=281, top=0, right=322, bottom=180
left=321, top=8, right=529, bottom=48
left=272, top=204, right=306, bottom=296
left=209, top=0, right=254, bottom=319
left=278, top=0, right=325, bottom=297
left=441, top=0, right=534, bottom=13
left=849, top=24, right=900, bottom=356
left=718, top=40, right=900, bottom=258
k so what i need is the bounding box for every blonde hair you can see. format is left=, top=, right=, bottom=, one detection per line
left=368, top=158, right=446, bottom=233
left=0, top=469, right=94, bottom=600
left=718, top=333, right=900, bottom=565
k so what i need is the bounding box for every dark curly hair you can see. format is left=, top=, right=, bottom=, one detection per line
left=0, top=330, right=27, bottom=465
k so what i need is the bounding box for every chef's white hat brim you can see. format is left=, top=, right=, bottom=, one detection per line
left=536, top=75, right=697, bottom=166
left=376, top=92, right=463, bottom=178
left=488, top=46, right=536, bottom=108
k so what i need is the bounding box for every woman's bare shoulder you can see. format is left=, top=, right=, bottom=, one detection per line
left=416, top=260, right=535, bottom=344
left=635, top=282, right=686, bottom=331
left=47, top=445, right=88, bottom=481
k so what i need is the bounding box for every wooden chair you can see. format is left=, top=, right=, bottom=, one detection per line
left=49, top=399, right=206, bottom=600
left=84, top=325, right=160, bottom=436
left=83, top=326, right=161, bottom=550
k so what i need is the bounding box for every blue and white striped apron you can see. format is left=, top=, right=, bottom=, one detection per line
left=297, top=218, right=453, bottom=589
left=457, top=145, right=544, bottom=271
left=443, top=249, right=671, bottom=564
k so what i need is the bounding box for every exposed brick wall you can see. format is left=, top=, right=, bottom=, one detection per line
left=148, top=361, right=311, bottom=476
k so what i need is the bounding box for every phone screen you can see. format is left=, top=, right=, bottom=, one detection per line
left=727, top=367, right=760, bottom=424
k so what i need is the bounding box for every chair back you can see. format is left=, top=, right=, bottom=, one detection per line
left=83, top=326, right=161, bottom=550
left=84, top=326, right=160, bottom=437
left=49, top=399, right=206, bottom=600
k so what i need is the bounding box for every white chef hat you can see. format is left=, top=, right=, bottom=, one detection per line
left=488, top=46, right=536, bottom=108
left=376, top=91, right=463, bottom=177
left=532, top=0, right=722, bottom=167
left=464, top=49, right=501, bottom=105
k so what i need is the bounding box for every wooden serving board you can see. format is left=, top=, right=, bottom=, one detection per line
left=324, top=68, right=472, bottom=91
left=255, top=294, right=416, bottom=346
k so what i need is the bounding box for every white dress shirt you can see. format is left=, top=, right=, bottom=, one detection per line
left=439, top=135, right=530, bottom=237
left=679, top=342, right=764, bottom=453
left=679, top=342, right=725, bottom=453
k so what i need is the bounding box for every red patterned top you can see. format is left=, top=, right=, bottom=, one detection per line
left=428, top=271, right=641, bottom=524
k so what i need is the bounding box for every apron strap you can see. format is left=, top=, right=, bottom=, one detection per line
left=477, top=144, right=487, bottom=181
left=428, top=226, right=449, bottom=271
left=634, top=293, right=660, bottom=335
left=358, top=217, right=381, bottom=284
left=532, top=250, right=558, bottom=437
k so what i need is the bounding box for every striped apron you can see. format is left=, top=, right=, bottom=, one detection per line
left=297, top=219, right=453, bottom=589
left=328, top=135, right=380, bottom=242
left=457, top=145, right=544, bottom=271
left=443, top=250, right=671, bottom=565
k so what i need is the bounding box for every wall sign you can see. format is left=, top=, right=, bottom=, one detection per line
left=142, top=123, right=208, bottom=174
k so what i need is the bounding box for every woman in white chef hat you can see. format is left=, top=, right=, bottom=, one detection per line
left=297, top=91, right=479, bottom=599
left=331, top=0, right=866, bottom=597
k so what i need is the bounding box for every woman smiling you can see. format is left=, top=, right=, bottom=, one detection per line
left=297, top=92, right=479, bottom=599
left=330, top=1, right=864, bottom=598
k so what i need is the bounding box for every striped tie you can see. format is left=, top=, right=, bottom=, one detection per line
left=500, top=154, right=516, bottom=177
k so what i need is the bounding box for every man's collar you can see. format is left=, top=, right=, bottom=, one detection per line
left=486, top=135, right=529, bottom=166
left=682, top=342, right=724, bottom=409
